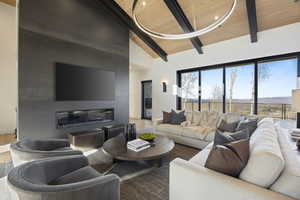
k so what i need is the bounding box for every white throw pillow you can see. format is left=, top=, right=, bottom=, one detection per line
left=185, top=111, right=193, bottom=122
left=203, top=111, right=221, bottom=128
left=239, top=121, right=285, bottom=188
left=258, top=117, right=274, bottom=127
left=192, top=111, right=203, bottom=125
left=271, top=127, right=300, bottom=199
left=223, top=113, right=242, bottom=123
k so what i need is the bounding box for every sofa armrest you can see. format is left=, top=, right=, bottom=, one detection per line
left=180, top=121, right=191, bottom=127
left=153, top=119, right=163, bottom=126
left=170, top=158, right=294, bottom=200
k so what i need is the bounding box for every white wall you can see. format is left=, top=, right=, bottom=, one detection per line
left=130, top=22, right=300, bottom=120
left=130, top=39, right=154, bottom=68
left=129, top=40, right=153, bottom=119
left=129, top=67, right=142, bottom=119
left=0, top=3, right=17, bottom=133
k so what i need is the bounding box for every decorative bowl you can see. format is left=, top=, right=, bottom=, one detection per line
left=139, top=133, right=156, bottom=142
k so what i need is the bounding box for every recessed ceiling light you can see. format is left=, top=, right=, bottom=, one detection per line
left=214, top=16, right=219, bottom=20
left=142, top=1, right=146, bottom=7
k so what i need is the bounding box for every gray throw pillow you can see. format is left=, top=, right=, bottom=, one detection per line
left=218, top=119, right=239, bottom=133
left=170, top=110, right=186, bottom=125
left=236, top=118, right=258, bottom=135
left=214, top=130, right=235, bottom=146
left=205, top=138, right=250, bottom=177
left=231, top=129, right=250, bottom=141
left=214, top=129, right=249, bottom=146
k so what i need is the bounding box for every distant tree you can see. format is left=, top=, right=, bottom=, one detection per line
left=228, top=69, right=238, bottom=112
left=250, top=64, right=271, bottom=114
left=212, top=85, right=223, bottom=101
left=211, top=85, right=223, bottom=111
left=181, top=72, right=198, bottom=111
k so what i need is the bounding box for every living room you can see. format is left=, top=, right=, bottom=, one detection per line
left=0, top=0, right=300, bottom=200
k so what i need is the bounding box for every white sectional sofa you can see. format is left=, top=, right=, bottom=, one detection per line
left=170, top=118, right=300, bottom=200
left=154, top=111, right=245, bottom=149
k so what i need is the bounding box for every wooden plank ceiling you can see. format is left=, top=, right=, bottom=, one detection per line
left=0, top=0, right=16, bottom=6
left=115, top=0, right=300, bottom=58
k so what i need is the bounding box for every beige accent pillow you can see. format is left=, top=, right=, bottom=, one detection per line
left=223, top=113, right=243, bottom=123
left=185, top=111, right=193, bottom=122
left=198, top=111, right=208, bottom=127
left=192, top=111, right=202, bottom=125
left=205, top=111, right=221, bottom=128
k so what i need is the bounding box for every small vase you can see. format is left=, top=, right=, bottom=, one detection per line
left=125, top=123, right=136, bottom=141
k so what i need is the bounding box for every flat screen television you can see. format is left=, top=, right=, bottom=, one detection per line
left=55, top=63, right=115, bottom=101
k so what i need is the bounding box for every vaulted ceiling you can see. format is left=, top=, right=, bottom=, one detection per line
left=115, top=0, right=300, bottom=59
left=1, top=0, right=299, bottom=60
left=0, top=0, right=16, bottom=7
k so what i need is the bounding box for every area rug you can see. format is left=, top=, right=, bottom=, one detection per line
left=118, top=144, right=198, bottom=200
left=0, top=144, right=13, bottom=178
left=0, top=161, right=13, bottom=178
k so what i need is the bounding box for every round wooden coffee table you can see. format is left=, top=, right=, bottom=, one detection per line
left=103, top=134, right=175, bottom=167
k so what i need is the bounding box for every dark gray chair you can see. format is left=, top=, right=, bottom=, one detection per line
left=10, top=139, right=83, bottom=167
left=7, top=155, right=120, bottom=200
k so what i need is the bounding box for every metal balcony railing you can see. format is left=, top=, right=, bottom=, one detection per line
left=182, top=101, right=296, bottom=120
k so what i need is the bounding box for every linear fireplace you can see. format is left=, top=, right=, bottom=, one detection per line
left=56, top=108, right=114, bottom=129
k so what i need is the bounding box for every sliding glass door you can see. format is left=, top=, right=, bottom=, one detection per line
left=181, top=71, right=199, bottom=112
left=258, top=58, right=298, bottom=119
left=177, top=53, right=299, bottom=119
left=201, top=68, right=224, bottom=112
left=225, top=64, right=255, bottom=115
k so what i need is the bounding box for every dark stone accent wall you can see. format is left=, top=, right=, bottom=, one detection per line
left=18, top=0, right=129, bottom=140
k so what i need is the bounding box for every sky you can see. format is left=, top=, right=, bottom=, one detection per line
left=182, top=58, right=298, bottom=101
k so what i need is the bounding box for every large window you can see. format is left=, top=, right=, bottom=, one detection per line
left=177, top=54, right=299, bottom=120
left=201, top=69, right=223, bottom=112
left=258, top=58, right=298, bottom=119
left=181, top=71, right=199, bottom=112
left=225, top=64, right=255, bottom=115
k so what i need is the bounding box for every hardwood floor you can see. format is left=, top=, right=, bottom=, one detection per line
left=0, top=133, right=16, bottom=146
left=0, top=133, right=16, bottom=164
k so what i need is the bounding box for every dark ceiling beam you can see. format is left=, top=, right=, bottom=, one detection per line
left=98, top=0, right=168, bottom=62
left=164, top=0, right=203, bottom=54
left=246, top=0, right=258, bottom=42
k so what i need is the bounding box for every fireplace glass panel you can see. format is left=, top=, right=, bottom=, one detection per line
left=56, top=108, right=114, bottom=128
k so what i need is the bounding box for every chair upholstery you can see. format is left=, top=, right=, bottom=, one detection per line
left=10, top=139, right=83, bottom=167
left=7, top=155, right=120, bottom=200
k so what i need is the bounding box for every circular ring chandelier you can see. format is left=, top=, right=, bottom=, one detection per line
left=132, top=0, right=238, bottom=40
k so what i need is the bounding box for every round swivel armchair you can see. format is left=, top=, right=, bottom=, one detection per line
left=8, top=155, right=120, bottom=200
left=10, top=139, right=83, bottom=167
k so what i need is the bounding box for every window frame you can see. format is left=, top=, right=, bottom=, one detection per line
left=177, top=52, right=300, bottom=115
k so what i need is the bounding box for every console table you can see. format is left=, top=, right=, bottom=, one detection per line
left=68, top=128, right=104, bottom=150
left=102, top=124, right=125, bottom=141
